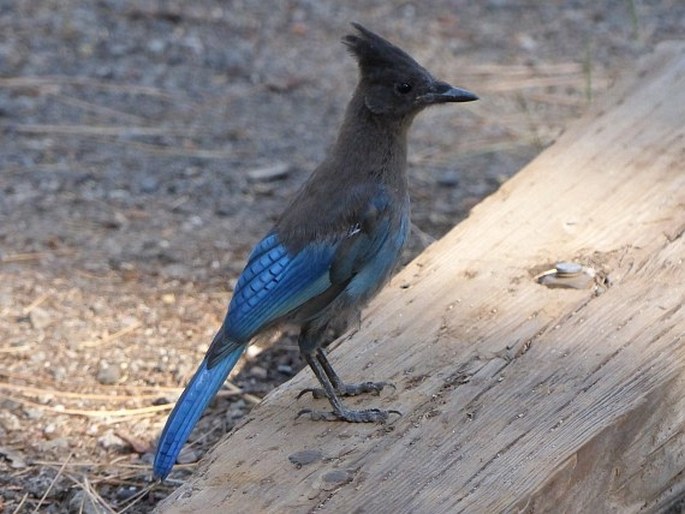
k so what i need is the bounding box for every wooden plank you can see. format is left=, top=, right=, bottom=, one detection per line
left=157, top=42, right=685, bottom=513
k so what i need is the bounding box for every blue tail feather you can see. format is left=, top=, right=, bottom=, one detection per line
left=153, top=345, right=245, bottom=479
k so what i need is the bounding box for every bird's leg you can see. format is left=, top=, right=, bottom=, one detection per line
left=296, top=324, right=399, bottom=423
left=298, top=348, right=393, bottom=399
left=299, top=349, right=399, bottom=422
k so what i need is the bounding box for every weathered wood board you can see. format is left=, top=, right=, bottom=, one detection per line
left=157, top=42, right=685, bottom=513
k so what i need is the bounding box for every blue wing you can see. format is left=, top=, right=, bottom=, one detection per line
left=228, top=234, right=337, bottom=339
left=206, top=233, right=337, bottom=365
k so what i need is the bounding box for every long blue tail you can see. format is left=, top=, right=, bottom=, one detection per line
left=153, top=345, right=245, bottom=479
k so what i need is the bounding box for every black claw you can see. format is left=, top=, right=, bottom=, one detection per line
left=297, top=387, right=328, bottom=399
left=298, top=380, right=394, bottom=400
left=356, top=380, right=395, bottom=395
left=297, top=388, right=317, bottom=399
left=296, top=408, right=339, bottom=421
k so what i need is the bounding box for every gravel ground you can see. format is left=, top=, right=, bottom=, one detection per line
left=0, top=1, right=682, bottom=512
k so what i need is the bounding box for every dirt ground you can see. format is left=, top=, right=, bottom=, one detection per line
left=0, top=1, right=682, bottom=512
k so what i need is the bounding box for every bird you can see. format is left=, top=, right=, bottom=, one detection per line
left=153, top=22, right=477, bottom=480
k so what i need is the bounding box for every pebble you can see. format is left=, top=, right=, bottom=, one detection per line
left=437, top=170, right=460, bottom=187
left=163, top=263, right=191, bottom=278
left=555, top=261, right=583, bottom=275
left=176, top=446, right=201, bottom=465
left=116, top=485, right=140, bottom=501
left=277, top=364, right=293, bottom=374
left=29, top=351, right=47, bottom=364
left=29, top=307, right=52, bottom=330
left=68, top=490, right=101, bottom=514
left=36, top=437, right=69, bottom=452
left=139, top=175, right=160, bottom=193
left=246, top=162, right=291, bottom=182
left=97, top=430, right=126, bottom=450
left=288, top=449, right=323, bottom=468
left=96, top=363, right=120, bottom=385
left=51, top=366, right=67, bottom=382
left=24, top=408, right=44, bottom=420
left=323, top=469, right=352, bottom=484
left=226, top=399, right=247, bottom=420
left=249, top=365, right=268, bottom=380
left=0, top=446, right=27, bottom=469
left=147, top=39, right=166, bottom=54
left=0, top=411, right=21, bottom=431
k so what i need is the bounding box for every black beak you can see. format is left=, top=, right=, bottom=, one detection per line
left=421, top=81, right=478, bottom=104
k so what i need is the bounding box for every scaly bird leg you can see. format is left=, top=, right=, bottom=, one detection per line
left=297, top=348, right=394, bottom=399
left=298, top=349, right=399, bottom=423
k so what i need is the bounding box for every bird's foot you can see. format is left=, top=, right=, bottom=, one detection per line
left=297, top=407, right=401, bottom=423
left=297, top=381, right=394, bottom=400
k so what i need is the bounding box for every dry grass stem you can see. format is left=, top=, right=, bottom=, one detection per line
left=117, top=482, right=157, bottom=513
left=0, top=346, right=32, bottom=354
left=52, top=93, right=147, bottom=123
left=11, top=493, right=29, bottom=514
left=0, top=76, right=178, bottom=99
left=80, top=322, right=142, bottom=348
left=22, top=291, right=52, bottom=315
left=11, top=123, right=204, bottom=138
left=0, top=381, right=173, bottom=401
left=81, top=476, right=117, bottom=514
left=0, top=252, right=51, bottom=263
left=0, top=392, right=173, bottom=418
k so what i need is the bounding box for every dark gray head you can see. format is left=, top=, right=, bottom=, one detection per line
left=343, top=23, right=477, bottom=118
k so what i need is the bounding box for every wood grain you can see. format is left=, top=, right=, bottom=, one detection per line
left=157, top=42, right=685, bottom=513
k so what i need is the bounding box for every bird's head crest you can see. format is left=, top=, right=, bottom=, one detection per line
left=342, top=23, right=424, bottom=77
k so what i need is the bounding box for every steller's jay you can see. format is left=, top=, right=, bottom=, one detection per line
left=153, top=23, right=477, bottom=479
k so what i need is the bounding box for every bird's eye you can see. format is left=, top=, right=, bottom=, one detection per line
left=395, top=82, right=413, bottom=94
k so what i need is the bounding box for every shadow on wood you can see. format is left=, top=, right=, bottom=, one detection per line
left=157, top=42, right=685, bottom=513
